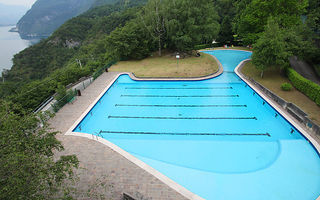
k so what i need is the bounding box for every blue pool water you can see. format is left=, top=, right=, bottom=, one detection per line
left=74, top=50, right=320, bottom=200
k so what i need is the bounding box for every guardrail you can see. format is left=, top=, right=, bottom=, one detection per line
left=34, top=61, right=117, bottom=113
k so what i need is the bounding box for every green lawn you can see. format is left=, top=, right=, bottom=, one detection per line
left=241, top=61, right=320, bottom=125
left=109, top=52, right=219, bottom=77
left=201, top=46, right=252, bottom=51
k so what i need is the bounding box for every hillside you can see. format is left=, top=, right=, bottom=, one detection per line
left=16, top=0, right=117, bottom=39
left=0, top=3, right=28, bottom=26
left=9, top=0, right=145, bottom=81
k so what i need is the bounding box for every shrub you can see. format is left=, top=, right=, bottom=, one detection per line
left=281, top=82, right=293, bottom=91
left=287, top=68, right=320, bottom=106
left=194, top=44, right=211, bottom=50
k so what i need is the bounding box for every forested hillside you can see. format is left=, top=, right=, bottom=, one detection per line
left=0, top=0, right=320, bottom=199
left=16, top=0, right=118, bottom=39
left=1, top=0, right=319, bottom=112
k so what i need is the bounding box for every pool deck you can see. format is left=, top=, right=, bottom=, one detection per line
left=50, top=62, right=320, bottom=199
left=50, top=71, right=189, bottom=200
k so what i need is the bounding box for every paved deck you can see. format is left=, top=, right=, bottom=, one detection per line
left=50, top=68, right=320, bottom=200
left=50, top=71, right=188, bottom=200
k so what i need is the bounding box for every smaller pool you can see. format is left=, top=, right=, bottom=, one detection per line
left=73, top=50, right=320, bottom=200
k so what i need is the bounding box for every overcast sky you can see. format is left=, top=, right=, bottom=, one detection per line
left=0, top=0, right=36, bottom=7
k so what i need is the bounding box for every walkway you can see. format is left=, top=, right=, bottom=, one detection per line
left=50, top=71, right=187, bottom=200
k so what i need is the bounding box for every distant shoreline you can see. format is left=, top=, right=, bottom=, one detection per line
left=9, top=26, right=18, bottom=32
left=0, top=24, right=15, bottom=27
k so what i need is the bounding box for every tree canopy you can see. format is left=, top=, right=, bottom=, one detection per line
left=0, top=101, right=79, bottom=199
left=252, top=18, right=289, bottom=77
left=235, top=0, right=308, bottom=44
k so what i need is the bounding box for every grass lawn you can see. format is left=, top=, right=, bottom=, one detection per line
left=242, top=61, right=320, bottom=125
left=109, top=52, right=219, bottom=78
left=201, top=46, right=252, bottom=51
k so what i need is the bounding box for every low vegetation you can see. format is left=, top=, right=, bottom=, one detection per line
left=281, top=82, right=293, bottom=91
left=109, top=52, right=219, bottom=77
left=242, top=61, right=320, bottom=125
left=287, top=68, right=320, bottom=106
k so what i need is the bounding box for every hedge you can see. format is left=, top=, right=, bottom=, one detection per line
left=287, top=68, right=320, bottom=106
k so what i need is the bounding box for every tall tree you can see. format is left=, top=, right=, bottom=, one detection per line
left=105, top=19, right=155, bottom=60
left=252, top=18, right=289, bottom=78
left=215, top=0, right=236, bottom=44
left=217, top=15, right=234, bottom=43
left=235, top=0, right=308, bottom=45
left=164, top=0, right=220, bottom=51
left=140, top=0, right=166, bottom=56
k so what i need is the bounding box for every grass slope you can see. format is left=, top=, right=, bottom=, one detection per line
left=242, top=61, right=320, bottom=125
left=109, top=52, right=219, bottom=77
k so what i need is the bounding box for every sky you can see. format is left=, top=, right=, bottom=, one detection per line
left=0, top=0, right=36, bottom=7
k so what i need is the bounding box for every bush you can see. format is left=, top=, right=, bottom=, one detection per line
left=287, top=68, right=320, bottom=106
left=194, top=44, right=211, bottom=50
left=281, top=82, right=293, bottom=91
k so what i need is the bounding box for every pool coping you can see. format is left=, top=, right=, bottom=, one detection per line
left=235, top=59, right=320, bottom=154
left=235, top=60, right=320, bottom=200
left=65, top=49, right=320, bottom=200
left=65, top=72, right=206, bottom=200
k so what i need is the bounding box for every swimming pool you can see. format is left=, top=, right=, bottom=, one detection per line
left=72, top=50, right=320, bottom=200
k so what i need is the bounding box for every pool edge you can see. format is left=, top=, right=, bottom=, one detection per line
left=65, top=50, right=320, bottom=200
left=235, top=59, right=320, bottom=153
left=65, top=73, right=205, bottom=200
left=235, top=59, right=320, bottom=200
left=124, top=53, right=224, bottom=81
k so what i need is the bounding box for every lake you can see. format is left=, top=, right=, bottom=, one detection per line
left=0, top=26, right=39, bottom=73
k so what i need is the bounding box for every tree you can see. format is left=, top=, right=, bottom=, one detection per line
left=215, top=0, right=237, bottom=44
left=235, top=0, right=308, bottom=45
left=252, top=18, right=289, bottom=78
left=105, top=19, right=155, bottom=60
left=140, top=0, right=166, bottom=56
left=0, top=101, right=79, bottom=199
left=164, top=0, right=220, bottom=51
left=217, top=15, right=234, bottom=44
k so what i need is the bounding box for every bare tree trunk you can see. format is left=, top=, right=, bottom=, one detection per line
left=158, top=35, right=161, bottom=56
left=260, top=70, right=264, bottom=78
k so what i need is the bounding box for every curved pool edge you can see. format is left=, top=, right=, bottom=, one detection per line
left=118, top=53, right=224, bottom=81
left=234, top=59, right=320, bottom=160
left=235, top=59, right=320, bottom=200
left=66, top=131, right=205, bottom=200
left=64, top=49, right=320, bottom=200
left=64, top=73, right=205, bottom=200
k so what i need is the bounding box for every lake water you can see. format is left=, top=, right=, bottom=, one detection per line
left=0, top=26, right=39, bottom=72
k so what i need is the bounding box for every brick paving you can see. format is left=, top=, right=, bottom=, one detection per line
left=50, top=68, right=320, bottom=200
left=50, top=72, right=188, bottom=200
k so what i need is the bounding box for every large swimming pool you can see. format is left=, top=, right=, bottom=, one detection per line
left=73, top=50, right=320, bottom=200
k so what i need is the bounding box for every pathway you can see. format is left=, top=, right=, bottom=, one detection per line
left=50, top=71, right=187, bottom=200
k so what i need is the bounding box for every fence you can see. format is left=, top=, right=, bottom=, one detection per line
left=34, top=61, right=117, bottom=113
left=93, top=61, right=117, bottom=80
left=52, top=90, right=77, bottom=112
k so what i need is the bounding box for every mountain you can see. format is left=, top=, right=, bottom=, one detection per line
left=0, top=3, right=28, bottom=26
left=16, top=0, right=116, bottom=39
left=0, top=0, right=146, bottom=110
left=8, top=0, right=146, bottom=81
